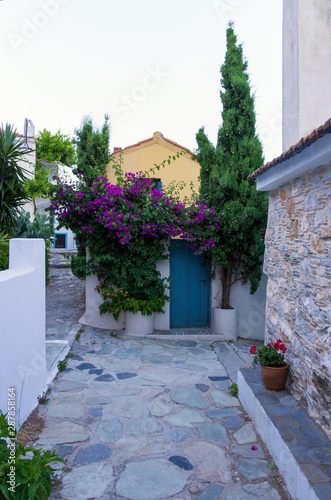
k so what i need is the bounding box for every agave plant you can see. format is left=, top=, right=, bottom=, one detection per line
left=0, top=124, right=32, bottom=234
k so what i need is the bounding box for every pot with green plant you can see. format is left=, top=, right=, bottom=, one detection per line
left=249, top=339, right=289, bottom=391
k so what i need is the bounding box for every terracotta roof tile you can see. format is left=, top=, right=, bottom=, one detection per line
left=248, top=118, right=331, bottom=179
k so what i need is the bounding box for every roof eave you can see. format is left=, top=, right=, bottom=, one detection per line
left=255, top=133, right=331, bottom=191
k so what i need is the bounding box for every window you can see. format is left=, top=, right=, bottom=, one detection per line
left=151, top=178, right=162, bottom=191
left=54, top=233, right=67, bottom=249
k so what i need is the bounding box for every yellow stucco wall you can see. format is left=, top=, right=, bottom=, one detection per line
left=106, top=131, right=200, bottom=200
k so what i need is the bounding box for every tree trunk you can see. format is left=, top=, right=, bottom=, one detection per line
left=221, top=263, right=232, bottom=309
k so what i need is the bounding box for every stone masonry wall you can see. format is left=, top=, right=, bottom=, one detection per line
left=264, top=163, right=331, bottom=435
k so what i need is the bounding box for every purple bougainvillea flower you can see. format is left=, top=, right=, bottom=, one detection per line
left=251, top=445, right=258, bottom=451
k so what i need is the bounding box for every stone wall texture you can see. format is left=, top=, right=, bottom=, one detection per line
left=264, top=163, right=331, bottom=435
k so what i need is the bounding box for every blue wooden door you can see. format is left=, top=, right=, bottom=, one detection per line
left=170, top=240, right=210, bottom=328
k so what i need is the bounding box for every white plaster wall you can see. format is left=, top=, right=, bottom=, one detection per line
left=80, top=273, right=125, bottom=330
left=0, top=239, right=47, bottom=428
left=283, top=0, right=331, bottom=150
left=211, top=264, right=267, bottom=341
left=154, top=258, right=170, bottom=330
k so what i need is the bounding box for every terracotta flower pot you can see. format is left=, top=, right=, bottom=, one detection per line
left=260, top=362, right=289, bottom=391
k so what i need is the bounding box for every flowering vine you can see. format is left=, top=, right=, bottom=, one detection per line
left=50, top=172, right=223, bottom=319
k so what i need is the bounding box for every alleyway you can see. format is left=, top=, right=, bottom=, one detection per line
left=39, top=251, right=290, bottom=500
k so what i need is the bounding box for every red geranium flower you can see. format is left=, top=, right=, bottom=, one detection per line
left=250, top=346, right=257, bottom=354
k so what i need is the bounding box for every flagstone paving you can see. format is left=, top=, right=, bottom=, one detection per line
left=41, top=260, right=290, bottom=499
left=36, top=329, right=292, bottom=499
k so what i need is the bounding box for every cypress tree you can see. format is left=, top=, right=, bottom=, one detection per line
left=196, top=22, right=268, bottom=309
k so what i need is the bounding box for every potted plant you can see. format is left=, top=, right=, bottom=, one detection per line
left=195, top=23, right=268, bottom=340
left=249, top=339, right=289, bottom=391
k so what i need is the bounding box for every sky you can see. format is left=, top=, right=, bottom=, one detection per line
left=0, top=0, right=282, bottom=163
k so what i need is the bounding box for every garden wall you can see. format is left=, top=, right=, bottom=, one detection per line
left=264, top=163, right=331, bottom=434
left=0, top=239, right=47, bottom=428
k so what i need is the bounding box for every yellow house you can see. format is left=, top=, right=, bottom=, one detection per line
left=106, top=131, right=200, bottom=200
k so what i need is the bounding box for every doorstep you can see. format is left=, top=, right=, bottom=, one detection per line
left=146, top=328, right=226, bottom=341
left=238, top=367, right=331, bottom=500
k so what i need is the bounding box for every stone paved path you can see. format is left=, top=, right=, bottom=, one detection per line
left=40, top=257, right=290, bottom=500
left=46, top=250, right=85, bottom=341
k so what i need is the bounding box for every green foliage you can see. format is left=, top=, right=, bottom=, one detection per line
left=36, top=129, right=76, bottom=167
left=25, top=162, right=52, bottom=214
left=250, top=339, right=287, bottom=367
left=13, top=211, right=53, bottom=240
left=37, top=388, right=51, bottom=406
left=0, top=232, right=10, bottom=271
left=97, top=286, right=169, bottom=320
left=0, top=124, right=31, bottom=235
left=195, top=23, right=268, bottom=308
left=26, top=129, right=76, bottom=213
left=57, top=359, right=66, bottom=371
left=70, top=252, right=87, bottom=280
left=0, top=411, right=63, bottom=499
left=73, top=114, right=110, bottom=185
left=229, top=383, right=238, bottom=397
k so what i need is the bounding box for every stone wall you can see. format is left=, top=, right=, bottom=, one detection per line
left=264, top=163, right=331, bottom=435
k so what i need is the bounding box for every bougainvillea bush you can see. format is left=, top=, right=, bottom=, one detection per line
left=50, top=172, right=221, bottom=319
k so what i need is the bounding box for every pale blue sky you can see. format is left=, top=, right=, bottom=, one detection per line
left=0, top=0, right=282, bottom=163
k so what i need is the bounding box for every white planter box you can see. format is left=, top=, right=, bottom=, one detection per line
left=125, top=311, right=154, bottom=336
left=211, top=307, right=238, bottom=341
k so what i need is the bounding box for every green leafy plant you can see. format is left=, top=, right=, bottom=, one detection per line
left=0, top=411, right=63, bottom=499
left=250, top=340, right=287, bottom=367
left=229, top=383, right=238, bottom=397
left=25, top=161, right=52, bottom=214
left=38, top=388, right=51, bottom=406
left=57, top=359, right=67, bottom=371
left=0, top=124, right=32, bottom=235
left=36, top=129, right=76, bottom=168
left=195, top=22, right=268, bottom=309
left=97, top=286, right=169, bottom=320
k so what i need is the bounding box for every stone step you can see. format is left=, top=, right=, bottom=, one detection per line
left=238, top=367, right=331, bottom=500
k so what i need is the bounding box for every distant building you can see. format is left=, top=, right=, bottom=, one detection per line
left=18, top=119, right=77, bottom=249
left=107, top=131, right=200, bottom=200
